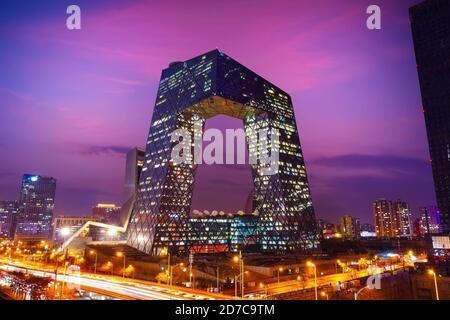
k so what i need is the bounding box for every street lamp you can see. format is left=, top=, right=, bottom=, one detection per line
left=277, top=267, right=283, bottom=284
left=428, top=269, right=440, bottom=300
left=354, top=286, right=371, bottom=300
left=116, top=252, right=126, bottom=278
left=89, top=250, right=98, bottom=274
left=306, top=261, right=318, bottom=300
left=127, top=265, right=135, bottom=278
left=60, top=227, right=71, bottom=237
left=107, top=261, right=114, bottom=275
left=320, top=291, right=329, bottom=300
left=169, top=262, right=185, bottom=286
left=233, top=251, right=244, bottom=298
left=259, top=282, right=268, bottom=296
left=336, top=259, right=346, bottom=273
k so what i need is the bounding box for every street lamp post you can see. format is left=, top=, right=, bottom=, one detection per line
left=259, top=283, right=268, bottom=297
left=354, top=286, right=370, bottom=300
left=233, top=252, right=244, bottom=298
left=90, top=250, right=98, bottom=274
left=116, top=252, right=126, bottom=278
left=167, top=251, right=171, bottom=285
left=107, top=261, right=114, bottom=275
left=428, top=269, right=440, bottom=300
left=240, top=252, right=244, bottom=298
left=277, top=267, right=283, bottom=284
left=307, top=261, right=318, bottom=300
left=216, top=266, right=220, bottom=292
left=169, top=263, right=184, bottom=286
left=321, top=291, right=329, bottom=300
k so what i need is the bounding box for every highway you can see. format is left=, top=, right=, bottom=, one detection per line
left=245, top=265, right=407, bottom=297
left=0, top=257, right=409, bottom=300
left=0, top=259, right=233, bottom=300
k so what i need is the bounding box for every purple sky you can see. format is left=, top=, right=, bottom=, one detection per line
left=0, top=0, right=435, bottom=224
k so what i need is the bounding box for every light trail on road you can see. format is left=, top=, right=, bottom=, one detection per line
left=0, top=260, right=228, bottom=300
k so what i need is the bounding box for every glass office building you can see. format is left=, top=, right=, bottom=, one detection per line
left=15, top=174, right=56, bottom=240
left=127, top=49, right=319, bottom=255
left=410, top=0, right=450, bottom=232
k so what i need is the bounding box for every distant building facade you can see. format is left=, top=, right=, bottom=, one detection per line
left=373, top=199, right=411, bottom=238
left=15, top=174, right=56, bottom=240
left=360, top=223, right=376, bottom=238
left=317, top=219, right=339, bottom=239
left=340, top=215, right=361, bottom=239
left=0, top=201, right=19, bottom=239
left=52, top=216, right=101, bottom=244
left=413, top=218, right=422, bottom=237
left=419, top=206, right=441, bottom=235
left=410, top=0, right=450, bottom=232
left=123, top=148, right=145, bottom=203
left=374, top=199, right=394, bottom=237
left=92, top=204, right=121, bottom=225
left=392, top=200, right=412, bottom=237
left=361, top=223, right=375, bottom=233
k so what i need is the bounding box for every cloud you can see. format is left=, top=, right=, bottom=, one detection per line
left=311, top=153, right=429, bottom=175
left=308, top=153, right=435, bottom=223
left=0, top=87, right=33, bottom=102
left=102, top=76, right=148, bottom=87
left=78, top=145, right=130, bottom=157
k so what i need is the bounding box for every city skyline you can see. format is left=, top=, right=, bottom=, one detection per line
left=0, top=0, right=435, bottom=225
left=1, top=0, right=450, bottom=304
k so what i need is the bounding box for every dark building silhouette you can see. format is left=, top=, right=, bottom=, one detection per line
left=410, top=0, right=450, bottom=232
left=419, top=206, right=441, bottom=234
left=127, top=49, right=318, bottom=255
left=244, top=189, right=255, bottom=214
left=15, top=174, right=56, bottom=240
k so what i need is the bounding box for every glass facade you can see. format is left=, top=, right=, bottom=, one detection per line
left=123, top=147, right=145, bottom=203
left=0, top=201, right=19, bottom=239
left=15, top=174, right=56, bottom=240
left=127, top=49, right=319, bottom=255
left=410, top=0, right=450, bottom=232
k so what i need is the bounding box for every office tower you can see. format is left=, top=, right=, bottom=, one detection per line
left=340, top=215, right=361, bottom=240
left=127, top=49, right=318, bottom=255
left=15, top=174, right=56, bottom=240
left=52, top=215, right=101, bottom=244
left=373, top=199, right=394, bottom=237
left=92, top=204, right=121, bottom=225
left=392, top=200, right=412, bottom=237
left=410, top=0, right=450, bottom=232
left=0, top=200, right=19, bottom=239
left=419, top=206, right=441, bottom=234
left=123, top=147, right=145, bottom=203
